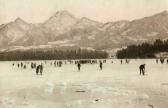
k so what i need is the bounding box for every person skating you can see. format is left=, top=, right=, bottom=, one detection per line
left=156, top=59, right=158, bottom=64
left=36, top=65, right=40, bottom=75
left=99, top=61, right=103, bottom=70
left=77, top=62, right=81, bottom=72
left=21, top=62, right=23, bottom=68
left=40, top=64, right=43, bottom=75
left=139, top=64, right=145, bottom=76
left=23, top=65, right=26, bottom=69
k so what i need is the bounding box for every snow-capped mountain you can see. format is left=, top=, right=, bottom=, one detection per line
left=43, top=10, right=78, bottom=35
left=0, top=10, right=168, bottom=51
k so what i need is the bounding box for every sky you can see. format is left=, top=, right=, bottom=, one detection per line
left=0, top=0, right=168, bottom=24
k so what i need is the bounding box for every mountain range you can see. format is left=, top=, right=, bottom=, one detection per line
left=0, top=10, right=168, bottom=52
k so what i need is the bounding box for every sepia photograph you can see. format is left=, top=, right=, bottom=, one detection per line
left=0, top=0, right=168, bottom=108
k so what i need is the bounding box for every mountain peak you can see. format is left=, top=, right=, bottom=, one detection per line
left=53, top=10, right=75, bottom=18
left=14, top=17, right=26, bottom=24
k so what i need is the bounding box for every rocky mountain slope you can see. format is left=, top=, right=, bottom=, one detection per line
left=0, top=10, right=168, bottom=51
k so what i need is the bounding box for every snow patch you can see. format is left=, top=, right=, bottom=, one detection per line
left=125, top=36, right=138, bottom=42
left=73, top=36, right=81, bottom=41
left=110, top=38, right=119, bottom=44
left=60, top=43, right=75, bottom=47
left=147, top=32, right=158, bottom=37
left=117, top=23, right=126, bottom=28
left=121, top=29, right=131, bottom=36
left=48, top=40, right=70, bottom=45
left=80, top=47, right=95, bottom=50
left=88, top=35, right=95, bottom=40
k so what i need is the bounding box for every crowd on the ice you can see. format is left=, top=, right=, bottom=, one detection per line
left=12, top=58, right=168, bottom=76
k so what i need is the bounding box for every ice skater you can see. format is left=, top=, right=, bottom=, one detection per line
left=99, top=61, right=103, bottom=70
left=139, top=64, right=145, bottom=76
left=77, top=62, right=81, bottom=72
left=23, top=65, right=26, bottom=69
left=36, top=65, right=40, bottom=75
left=40, top=64, right=43, bottom=75
left=120, top=59, right=123, bottom=64
left=160, top=58, right=164, bottom=64
left=21, top=62, right=23, bottom=68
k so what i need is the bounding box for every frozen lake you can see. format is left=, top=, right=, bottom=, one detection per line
left=0, top=59, right=168, bottom=108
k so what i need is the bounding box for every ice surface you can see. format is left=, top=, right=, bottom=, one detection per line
left=0, top=59, right=168, bottom=108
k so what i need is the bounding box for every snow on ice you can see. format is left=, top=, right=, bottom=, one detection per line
left=0, top=59, right=168, bottom=108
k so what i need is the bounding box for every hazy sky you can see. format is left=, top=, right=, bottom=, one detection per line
left=0, top=0, right=168, bottom=24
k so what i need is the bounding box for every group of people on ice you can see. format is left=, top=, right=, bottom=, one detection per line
left=13, top=58, right=168, bottom=77
left=13, top=62, right=27, bottom=69
left=36, top=64, right=43, bottom=75
left=156, top=58, right=168, bottom=64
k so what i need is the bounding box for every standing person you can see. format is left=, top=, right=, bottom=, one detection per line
left=31, top=62, right=33, bottom=69
left=156, top=59, right=158, bottom=64
left=21, top=62, right=23, bottom=68
left=99, top=61, right=103, bottom=70
left=34, top=63, right=37, bottom=68
left=77, top=62, right=81, bottom=72
left=139, top=64, right=145, bottom=76
left=23, top=65, right=26, bottom=69
left=36, top=65, right=40, bottom=75
left=40, top=64, right=43, bottom=75
left=125, top=59, right=128, bottom=64
left=121, top=59, right=123, bottom=64
left=160, top=58, right=164, bottom=64
left=59, top=61, right=62, bottom=67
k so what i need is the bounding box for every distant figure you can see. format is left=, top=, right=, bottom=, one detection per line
left=121, top=59, right=123, bottom=64
left=99, top=61, right=103, bottom=70
left=59, top=61, right=62, bottom=67
left=54, top=61, right=57, bottom=67
left=36, top=65, right=40, bottom=75
left=77, top=62, right=81, bottom=72
left=125, top=59, right=130, bottom=64
left=23, top=65, right=26, bottom=69
left=18, top=63, right=20, bottom=68
left=156, top=59, right=158, bottom=64
left=160, top=58, right=164, bottom=64
left=21, top=62, right=23, bottom=68
left=167, top=59, right=168, bottom=64
left=40, top=64, right=43, bottom=75
left=139, top=64, right=145, bottom=76
left=31, top=63, right=33, bottom=69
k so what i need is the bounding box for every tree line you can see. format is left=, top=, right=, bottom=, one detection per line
left=116, top=39, right=168, bottom=58
left=0, top=48, right=108, bottom=61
